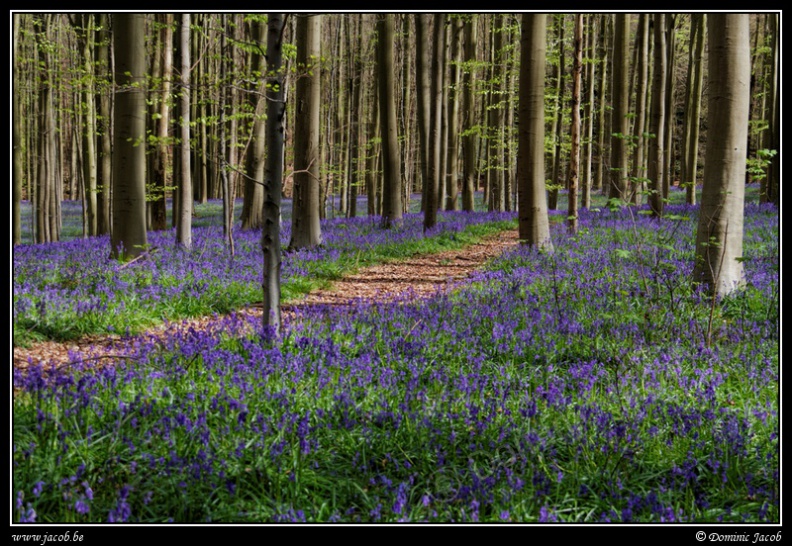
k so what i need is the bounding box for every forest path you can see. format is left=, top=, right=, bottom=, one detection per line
left=13, top=228, right=519, bottom=372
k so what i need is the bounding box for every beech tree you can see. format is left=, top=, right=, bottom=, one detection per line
left=289, top=14, right=323, bottom=249
left=378, top=14, right=404, bottom=229
left=176, top=14, right=192, bottom=250
left=261, top=13, right=286, bottom=334
left=517, top=13, right=553, bottom=251
left=692, top=14, right=750, bottom=297
left=608, top=14, right=629, bottom=202
left=111, top=13, right=148, bottom=260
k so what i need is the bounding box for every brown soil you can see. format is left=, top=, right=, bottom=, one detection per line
left=13, top=229, right=519, bottom=372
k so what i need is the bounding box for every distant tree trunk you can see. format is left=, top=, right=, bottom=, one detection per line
left=262, top=13, right=286, bottom=334
left=682, top=14, right=705, bottom=205
left=461, top=15, right=477, bottom=212
left=763, top=13, right=779, bottom=206
left=346, top=15, right=364, bottom=220
left=582, top=14, right=597, bottom=209
left=445, top=17, right=462, bottom=211
left=648, top=14, right=667, bottom=218
left=378, top=14, right=404, bottom=229
left=567, top=14, right=583, bottom=233
left=415, top=14, right=431, bottom=215
left=176, top=14, right=192, bottom=250
left=609, top=14, right=629, bottom=201
left=424, top=14, right=445, bottom=231
left=594, top=15, right=610, bottom=194
left=13, top=14, right=23, bottom=245
left=241, top=19, right=266, bottom=230
left=518, top=14, right=553, bottom=252
left=630, top=14, right=649, bottom=206
left=96, top=13, right=112, bottom=236
left=548, top=15, right=565, bottom=211
left=111, top=13, right=148, bottom=259
left=151, top=13, right=173, bottom=231
left=219, top=14, right=234, bottom=253
left=692, top=14, right=750, bottom=298
left=289, top=14, right=322, bottom=249
left=34, top=15, right=60, bottom=244
left=662, top=15, right=677, bottom=200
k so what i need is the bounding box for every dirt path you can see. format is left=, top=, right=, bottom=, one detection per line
left=13, top=229, right=519, bottom=371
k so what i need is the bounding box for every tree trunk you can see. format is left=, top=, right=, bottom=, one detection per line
left=241, top=20, right=266, bottom=230
left=424, top=14, right=445, bottom=231
left=682, top=14, right=706, bottom=205
left=517, top=14, right=553, bottom=252
left=567, top=14, right=583, bottom=233
left=111, top=13, right=148, bottom=259
left=549, top=15, right=565, bottom=211
left=378, top=14, right=404, bottom=229
left=13, top=14, right=23, bottom=245
left=262, top=13, right=286, bottom=334
left=176, top=14, right=192, bottom=250
left=151, top=14, right=173, bottom=231
left=582, top=14, right=597, bottom=209
left=96, top=13, right=112, bottom=236
left=692, top=14, right=750, bottom=298
left=461, top=16, right=477, bottom=211
left=594, top=15, right=610, bottom=194
left=630, top=14, right=649, bottom=206
left=289, top=14, right=323, bottom=249
left=648, top=14, right=667, bottom=218
left=415, top=14, right=431, bottom=215
left=609, top=14, right=629, bottom=202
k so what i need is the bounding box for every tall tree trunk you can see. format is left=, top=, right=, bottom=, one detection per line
left=289, top=14, right=323, bottom=249
left=692, top=14, right=750, bottom=298
left=461, top=15, right=477, bottom=212
left=763, top=13, right=779, bottom=205
left=662, top=15, right=677, bottom=200
left=378, top=14, right=404, bottom=229
left=549, top=15, right=565, bottom=211
left=630, top=14, right=649, bottom=206
left=151, top=14, right=173, bottom=231
left=648, top=14, right=667, bottom=218
left=609, top=14, right=629, bottom=201
left=111, top=13, right=148, bottom=259
left=518, top=14, right=553, bottom=251
left=415, top=14, right=431, bottom=215
left=682, top=14, right=706, bottom=205
left=241, top=19, right=266, bottom=230
left=594, top=15, right=610, bottom=194
left=13, top=14, right=23, bottom=245
left=96, top=13, right=112, bottom=236
left=424, top=14, right=445, bottom=231
left=582, top=14, right=597, bottom=209
left=262, top=13, right=286, bottom=334
left=567, top=14, right=583, bottom=233
left=177, top=14, right=192, bottom=250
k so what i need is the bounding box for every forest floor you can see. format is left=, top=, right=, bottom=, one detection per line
left=13, top=229, right=520, bottom=372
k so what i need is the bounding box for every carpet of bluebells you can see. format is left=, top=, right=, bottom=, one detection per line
left=12, top=192, right=779, bottom=523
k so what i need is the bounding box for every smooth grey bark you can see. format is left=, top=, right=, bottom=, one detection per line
left=461, top=15, right=477, bottom=211
left=13, top=14, right=23, bottom=245
left=567, top=14, right=583, bottom=233
left=692, top=14, right=750, bottom=298
left=378, top=14, right=404, bottom=229
left=415, top=14, right=431, bottom=214
left=582, top=14, right=597, bottom=209
left=176, top=14, right=192, bottom=250
left=96, top=13, right=112, bottom=236
left=423, top=14, right=445, bottom=230
left=151, top=13, right=173, bottom=231
left=594, top=15, right=610, bottom=194
left=262, top=13, right=286, bottom=334
left=648, top=14, right=667, bottom=218
left=630, top=14, right=649, bottom=206
left=517, top=14, right=553, bottom=252
left=241, top=19, right=266, bottom=230
left=111, top=13, right=148, bottom=259
left=289, top=14, right=322, bottom=249
left=682, top=14, right=706, bottom=205
left=609, top=14, right=629, bottom=201
left=548, top=15, right=565, bottom=211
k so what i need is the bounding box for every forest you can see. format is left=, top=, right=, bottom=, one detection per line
left=11, top=12, right=779, bottom=526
